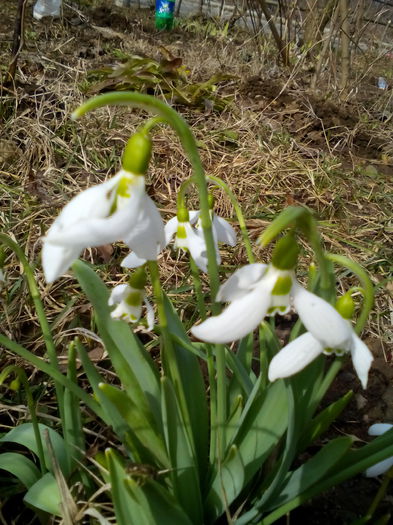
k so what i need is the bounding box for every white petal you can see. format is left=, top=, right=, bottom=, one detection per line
left=124, top=195, right=165, bottom=260
left=108, top=284, right=129, bottom=306
left=144, top=296, right=155, bottom=331
left=350, top=333, right=373, bottom=389
left=189, top=210, right=200, bottom=224
left=42, top=243, right=82, bottom=283
left=164, top=216, right=179, bottom=245
left=191, top=280, right=271, bottom=343
left=293, top=284, right=352, bottom=349
left=368, top=424, right=393, bottom=437
left=184, top=223, right=210, bottom=272
left=268, top=332, right=324, bottom=382
left=121, top=252, right=147, bottom=268
left=365, top=457, right=393, bottom=477
left=212, top=215, right=237, bottom=246
left=46, top=176, right=145, bottom=247
left=217, top=264, right=267, bottom=302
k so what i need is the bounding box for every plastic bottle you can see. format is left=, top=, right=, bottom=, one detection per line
left=155, top=0, right=175, bottom=30
left=33, top=0, right=61, bottom=20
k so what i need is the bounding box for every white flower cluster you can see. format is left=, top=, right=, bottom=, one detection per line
left=41, top=148, right=372, bottom=387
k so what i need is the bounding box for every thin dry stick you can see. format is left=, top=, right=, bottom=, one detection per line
left=252, top=0, right=290, bottom=65
left=339, top=0, right=350, bottom=90
left=311, top=2, right=340, bottom=90
left=7, top=0, right=28, bottom=83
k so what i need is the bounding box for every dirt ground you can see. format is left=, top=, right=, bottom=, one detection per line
left=1, top=0, right=393, bottom=523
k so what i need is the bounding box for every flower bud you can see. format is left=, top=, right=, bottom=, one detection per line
left=336, top=293, right=355, bottom=320
left=122, top=132, right=152, bottom=175
left=271, top=234, right=300, bottom=270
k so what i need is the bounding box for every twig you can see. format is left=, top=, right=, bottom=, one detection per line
left=7, top=0, right=28, bottom=84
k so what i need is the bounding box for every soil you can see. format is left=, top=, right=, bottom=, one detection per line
left=1, top=1, right=392, bottom=524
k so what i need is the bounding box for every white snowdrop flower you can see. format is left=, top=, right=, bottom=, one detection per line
left=268, top=290, right=373, bottom=388
left=365, top=424, right=393, bottom=477
left=42, top=132, right=165, bottom=283
left=108, top=269, right=154, bottom=330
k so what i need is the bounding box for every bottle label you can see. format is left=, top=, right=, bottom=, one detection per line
left=156, top=0, right=175, bottom=18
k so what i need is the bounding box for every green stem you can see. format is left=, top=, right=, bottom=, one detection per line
left=72, top=92, right=221, bottom=302
left=312, top=358, right=343, bottom=415
left=177, top=176, right=197, bottom=210
left=189, top=257, right=206, bottom=320
left=326, top=253, right=374, bottom=334
left=0, top=366, right=47, bottom=475
left=139, top=116, right=166, bottom=134
left=215, top=343, right=227, bottom=461
left=207, top=175, right=255, bottom=264
left=0, top=235, right=65, bottom=420
left=0, top=334, right=104, bottom=418
left=206, top=344, right=217, bottom=464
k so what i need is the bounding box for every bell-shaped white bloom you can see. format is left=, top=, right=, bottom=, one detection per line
left=365, top=424, right=393, bottom=477
left=164, top=210, right=236, bottom=273
left=191, top=263, right=298, bottom=344
left=108, top=283, right=154, bottom=330
left=42, top=170, right=165, bottom=283
left=268, top=327, right=373, bottom=388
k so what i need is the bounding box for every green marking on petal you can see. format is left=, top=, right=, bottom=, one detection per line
left=125, top=291, right=142, bottom=307
left=323, top=347, right=334, bottom=355
left=117, top=175, right=133, bottom=198
left=271, top=275, right=292, bottom=296
left=177, top=224, right=187, bottom=239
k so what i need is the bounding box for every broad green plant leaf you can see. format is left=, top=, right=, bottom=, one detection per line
left=161, top=376, right=203, bottom=524
left=0, top=423, right=70, bottom=478
left=0, top=452, right=41, bottom=488
left=23, top=472, right=61, bottom=516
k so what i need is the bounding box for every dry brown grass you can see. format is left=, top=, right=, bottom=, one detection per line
left=0, top=0, right=392, bottom=368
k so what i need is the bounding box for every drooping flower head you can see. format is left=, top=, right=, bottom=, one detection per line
left=163, top=196, right=236, bottom=273
left=191, top=234, right=373, bottom=388
left=42, top=132, right=165, bottom=283
left=108, top=267, right=154, bottom=330
left=268, top=291, right=373, bottom=388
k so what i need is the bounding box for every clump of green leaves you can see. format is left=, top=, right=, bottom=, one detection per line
left=86, top=51, right=234, bottom=112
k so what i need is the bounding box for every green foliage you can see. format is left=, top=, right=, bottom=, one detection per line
left=86, top=53, right=233, bottom=112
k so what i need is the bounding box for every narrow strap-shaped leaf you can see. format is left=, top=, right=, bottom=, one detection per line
left=0, top=452, right=40, bottom=488
left=72, top=260, right=161, bottom=424
left=267, top=436, right=353, bottom=510
left=75, top=339, right=129, bottom=440
left=163, top=294, right=208, bottom=485
left=106, top=449, right=149, bottom=525
left=100, top=383, right=169, bottom=469
left=206, top=380, right=288, bottom=521
left=161, top=376, right=204, bottom=524
left=124, top=475, right=194, bottom=524
left=298, top=390, right=353, bottom=451
left=63, top=342, right=85, bottom=474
